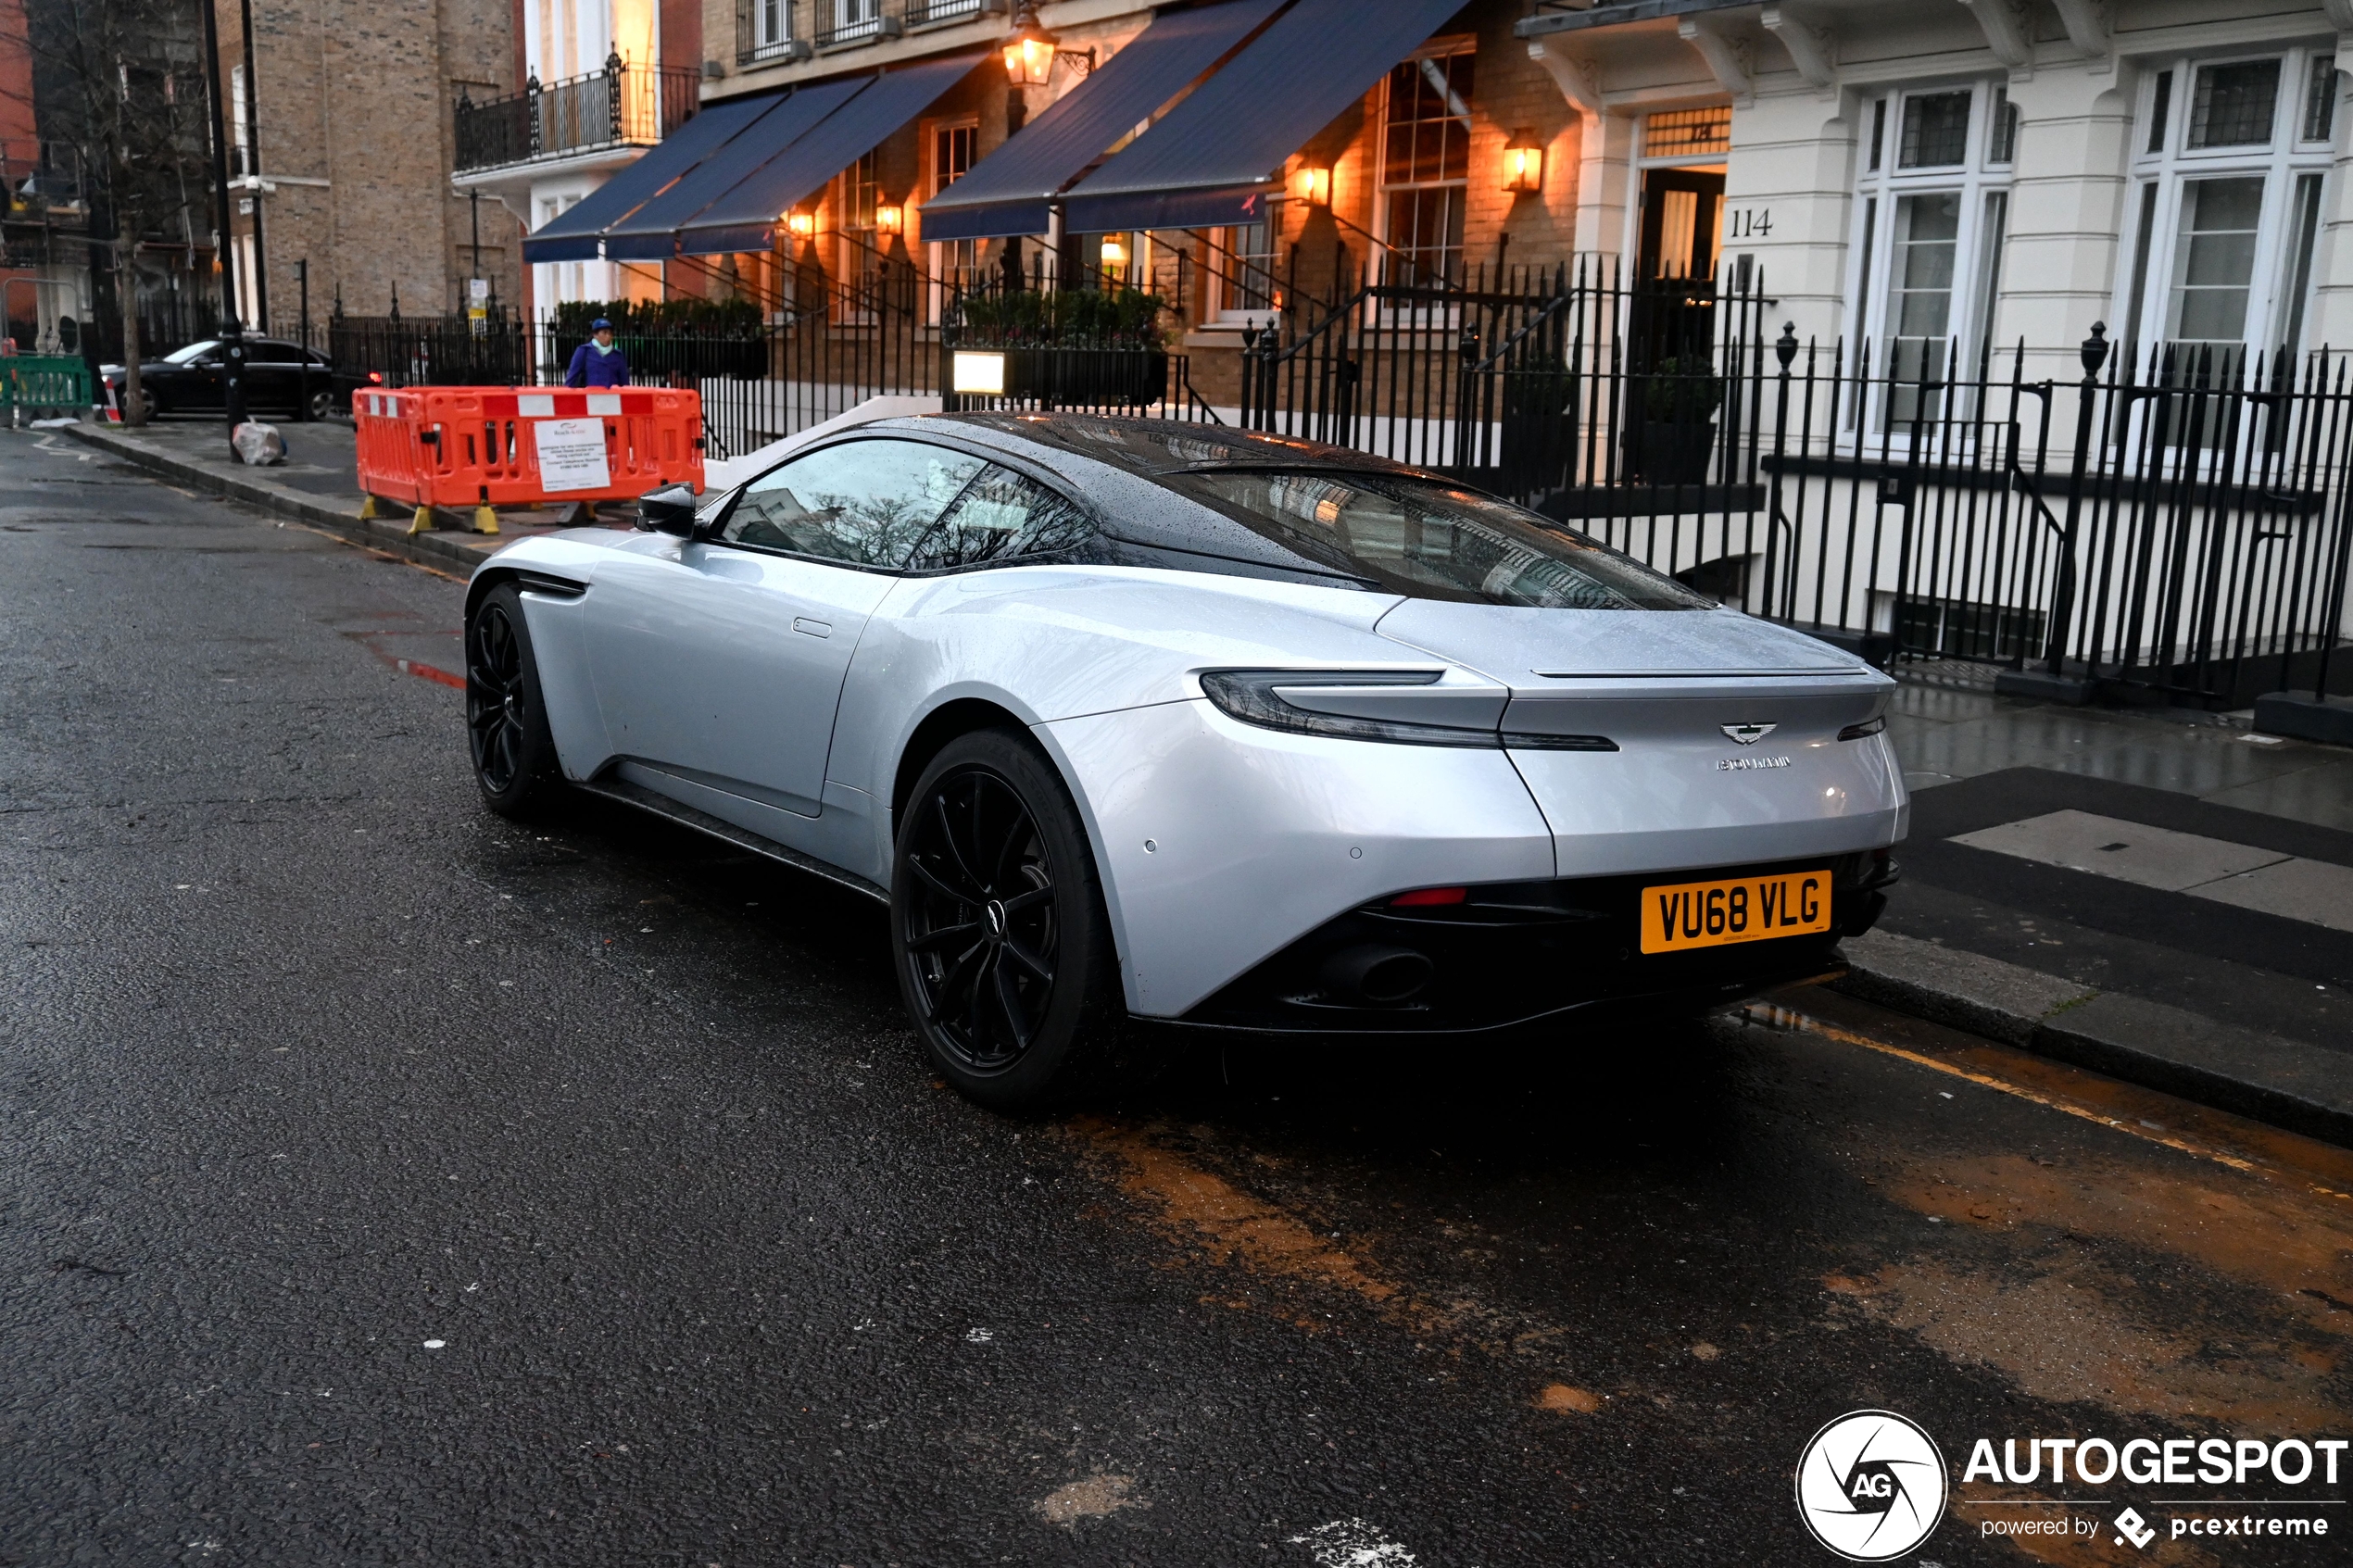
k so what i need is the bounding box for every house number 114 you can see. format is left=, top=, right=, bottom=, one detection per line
left=1727, top=208, right=1773, bottom=238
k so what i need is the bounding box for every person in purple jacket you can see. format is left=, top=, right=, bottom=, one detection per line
left=565, top=318, right=630, bottom=388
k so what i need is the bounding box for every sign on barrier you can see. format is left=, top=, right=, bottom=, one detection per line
left=533, top=418, right=610, bottom=491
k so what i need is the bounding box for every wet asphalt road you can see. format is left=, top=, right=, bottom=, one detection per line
left=3, top=431, right=2349, bottom=1567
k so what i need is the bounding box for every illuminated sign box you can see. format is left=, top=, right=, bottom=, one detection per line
left=951, top=350, right=1007, bottom=395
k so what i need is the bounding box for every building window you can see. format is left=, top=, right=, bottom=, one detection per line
left=825, top=0, right=881, bottom=47
left=928, top=119, right=979, bottom=324
left=2302, top=56, right=2338, bottom=144
left=1986, top=87, right=2018, bottom=166
left=1850, top=82, right=2014, bottom=422
left=2119, top=47, right=2336, bottom=370
left=1897, top=91, right=1970, bottom=169
left=2188, top=59, right=2280, bottom=149
left=1378, top=44, right=1473, bottom=290
left=837, top=148, right=882, bottom=322
left=1644, top=106, right=1730, bottom=158
left=1215, top=201, right=1283, bottom=320
left=739, top=0, right=798, bottom=65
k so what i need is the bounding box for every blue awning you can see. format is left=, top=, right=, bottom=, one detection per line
left=601, top=79, right=867, bottom=261
left=917, top=0, right=1284, bottom=245
left=676, top=51, right=988, bottom=257
left=520, top=94, right=782, bottom=264
left=1063, top=0, right=1468, bottom=234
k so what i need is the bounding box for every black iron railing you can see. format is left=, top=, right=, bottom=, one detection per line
left=453, top=59, right=700, bottom=173
left=325, top=251, right=2352, bottom=709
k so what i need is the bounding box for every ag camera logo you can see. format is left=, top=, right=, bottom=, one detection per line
left=1796, top=1410, right=1949, bottom=1561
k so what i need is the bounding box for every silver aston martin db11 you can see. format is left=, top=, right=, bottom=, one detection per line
left=463, top=414, right=1905, bottom=1108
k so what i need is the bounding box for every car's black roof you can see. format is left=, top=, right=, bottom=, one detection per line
left=900, top=412, right=1441, bottom=481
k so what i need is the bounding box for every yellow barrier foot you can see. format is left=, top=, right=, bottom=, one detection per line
left=358, top=495, right=380, bottom=521
left=472, top=506, right=500, bottom=536
left=407, top=505, right=435, bottom=536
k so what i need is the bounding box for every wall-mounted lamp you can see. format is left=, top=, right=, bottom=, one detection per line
left=1285, top=164, right=1331, bottom=208
left=785, top=210, right=815, bottom=238
left=1002, top=0, right=1092, bottom=88
left=875, top=202, right=904, bottom=236
left=1099, top=234, right=1128, bottom=268
left=1502, top=129, right=1544, bottom=195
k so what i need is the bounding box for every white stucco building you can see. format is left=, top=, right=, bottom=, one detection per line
left=1520, top=0, right=2353, bottom=383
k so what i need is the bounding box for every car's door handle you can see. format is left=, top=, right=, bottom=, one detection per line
left=792, top=617, right=831, bottom=638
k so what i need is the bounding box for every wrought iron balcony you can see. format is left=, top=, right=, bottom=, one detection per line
left=453, top=57, right=701, bottom=175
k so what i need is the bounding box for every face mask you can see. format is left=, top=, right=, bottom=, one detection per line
left=591, top=339, right=614, bottom=354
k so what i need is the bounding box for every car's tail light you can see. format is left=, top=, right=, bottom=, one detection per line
left=367, top=371, right=384, bottom=384
left=1838, top=716, right=1885, bottom=740
left=1390, top=886, right=1467, bottom=907
left=1200, top=669, right=1617, bottom=751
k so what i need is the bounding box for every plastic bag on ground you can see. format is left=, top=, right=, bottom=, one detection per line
left=233, top=421, right=287, bottom=466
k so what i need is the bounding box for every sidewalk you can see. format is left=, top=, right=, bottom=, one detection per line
left=1841, top=664, right=2353, bottom=1145
left=54, top=415, right=630, bottom=573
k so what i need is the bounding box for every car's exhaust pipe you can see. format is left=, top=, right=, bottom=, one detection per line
left=1320, top=944, right=1433, bottom=1007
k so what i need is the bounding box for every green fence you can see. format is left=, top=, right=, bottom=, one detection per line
left=0, top=355, right=94, bottom=418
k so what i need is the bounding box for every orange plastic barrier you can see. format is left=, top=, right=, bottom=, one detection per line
left=353, top=385, right=705, bottom=535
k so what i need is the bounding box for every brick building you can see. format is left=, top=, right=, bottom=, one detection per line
left=216, top=0, right=520, bottom=336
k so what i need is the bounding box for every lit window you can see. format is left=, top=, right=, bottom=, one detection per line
left=1378, top=46, right=1473, bottom=291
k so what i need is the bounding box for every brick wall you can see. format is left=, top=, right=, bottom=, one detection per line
left=223, top=0, right=519, bottom=336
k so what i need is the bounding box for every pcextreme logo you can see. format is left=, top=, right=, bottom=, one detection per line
left=1796, top=1411, right=1949, bottom=1562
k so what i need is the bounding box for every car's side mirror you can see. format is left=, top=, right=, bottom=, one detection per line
left=636, top=483, right=699, bottom=537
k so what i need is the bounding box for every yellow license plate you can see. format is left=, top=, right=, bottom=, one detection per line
left=1642, top=869, right=1832, bottom=954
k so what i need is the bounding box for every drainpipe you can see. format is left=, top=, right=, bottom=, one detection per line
left=239, top=0, right=268, bottom=331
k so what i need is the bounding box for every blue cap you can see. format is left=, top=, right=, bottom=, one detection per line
left=591, top=318, right=612, bottom=330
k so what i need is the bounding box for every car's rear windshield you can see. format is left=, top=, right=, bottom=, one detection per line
left=1164, top=470, right=1710, bottom=610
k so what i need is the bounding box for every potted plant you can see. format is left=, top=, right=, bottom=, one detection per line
left=1636, top=355, right=1722, bottom=486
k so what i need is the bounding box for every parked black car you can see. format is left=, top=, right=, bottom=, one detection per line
left=101, top=338, right=343, bottom=422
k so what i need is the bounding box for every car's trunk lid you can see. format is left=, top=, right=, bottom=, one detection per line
left=1374, top=601, right=1904, bottom=877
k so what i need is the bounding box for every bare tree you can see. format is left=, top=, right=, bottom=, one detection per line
left=12, top=0, right=216, bottom=426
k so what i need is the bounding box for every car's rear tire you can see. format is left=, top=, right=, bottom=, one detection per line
left=302, top=386, right=336, bottom=422
left=465, top=583, right=562, bottom=817
left=891, top=730, right=1123, bottom=1112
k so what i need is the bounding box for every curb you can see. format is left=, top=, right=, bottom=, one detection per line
left=59, top=420, right=501, bottom=577
left=1832, top=929, right=2353, bottom=1148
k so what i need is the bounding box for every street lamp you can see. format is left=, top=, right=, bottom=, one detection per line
left=1001, top=0, right=1092, bottom=88
left=1502, top=129, right=1544, bottom=195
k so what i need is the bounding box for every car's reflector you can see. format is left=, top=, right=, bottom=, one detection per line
left=1390, top=886, right=1467, bottom=907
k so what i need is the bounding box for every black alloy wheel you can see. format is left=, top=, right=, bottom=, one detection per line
left=302, top=386, right=334, bottom=422
left=892, top=731, right=1119, bottom=1110
left=465, top=583, right=560, bottom=816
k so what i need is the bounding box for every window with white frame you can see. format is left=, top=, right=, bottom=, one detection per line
left=1378, top=42, right=1474, bottom=291
left=837, top=148, right=882, bottom=323
left=927, top=119, right=979, bottom=325
left=1849, top=82, right=2016, bottom=426
left=1214, top=200, right=1284, bottom=321
left=2116, top=48, right=2337, bottom=376
left=829, top=0, right=881, bottom=45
